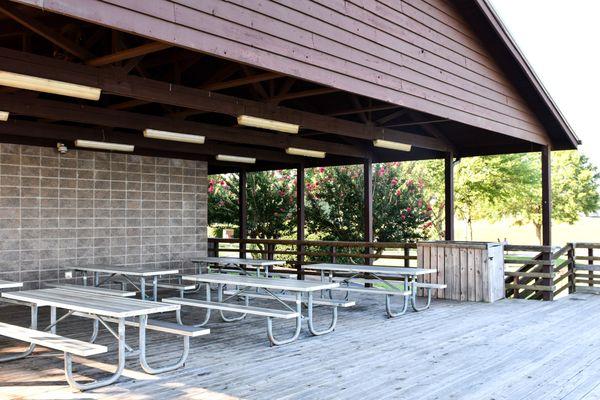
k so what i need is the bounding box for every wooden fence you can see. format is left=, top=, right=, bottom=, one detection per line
left=207, top=238, right=600, bottom=301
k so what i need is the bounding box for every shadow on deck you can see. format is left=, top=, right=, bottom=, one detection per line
left=1, top=291, right=599, bottom=399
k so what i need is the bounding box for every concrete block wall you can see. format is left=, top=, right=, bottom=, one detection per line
left=0, top=143, right=207, bottom=289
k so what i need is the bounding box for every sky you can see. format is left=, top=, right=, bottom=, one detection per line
left=490, top=0, right=600, bottom=169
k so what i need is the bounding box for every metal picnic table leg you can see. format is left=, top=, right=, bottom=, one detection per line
left=218, top=283, right=247, bottom=322
left=267, top=291, right=302, bottom=346
left=65, top=318, right=126, bottom=391
left=50, top=306, right=56, bottom=334
left=152, top=276, right=158, bottom=301
left=94, top=272, right=99, bottom=287
left=411, top=275, right=432, bottom=312
left=176, top=283, right=212, bottom=327
left=306, top=291, right=338, bottom=336
left=384, top=275, right=409, bottom=318
left=0, top=304, right=38, bottom=362
left=138, top=314, right=190, bottom=374
left=140, top=277, right=146, bottom=300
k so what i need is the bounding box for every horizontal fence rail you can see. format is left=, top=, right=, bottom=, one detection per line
left=208, top=238, right=600, bottom=301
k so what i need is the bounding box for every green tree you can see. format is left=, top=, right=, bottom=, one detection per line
left=208, top=170, right=296, bottom=239
left=305, top=164, right=434, bottom=242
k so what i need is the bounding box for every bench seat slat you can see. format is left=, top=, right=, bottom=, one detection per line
left=156, top=283, right=197, bottom=291
left=0, top=322, right=107, bottom=357
left=71, top=312, right=209, bottom=337
left=222, top=290, right=355, bottom=308
left=413, top=282, right=447, bottom=289
left=163, top=297, right=299, bottom=319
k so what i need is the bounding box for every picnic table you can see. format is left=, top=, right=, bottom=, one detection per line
left=73, top=264, right=180, bottom=301
left=302, top=263, right=443, bottom=317
left=166, top=273, right=341, bottom=345
left=0, top=280, right=22, bottom=290
left=1, top=287, right=207, bottom=390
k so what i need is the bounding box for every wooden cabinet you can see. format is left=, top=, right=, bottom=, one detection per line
left=417, top=241, right=505, bottom=303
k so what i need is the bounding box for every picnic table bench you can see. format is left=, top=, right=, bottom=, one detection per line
left=302, top=264, right=444, bottom=317
left=166, top=273, right=340, bottom=345
left=0, top=287, right=208, bottom=391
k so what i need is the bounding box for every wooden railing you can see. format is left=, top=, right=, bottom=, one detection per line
left=208, top=238, right=600, bottom=300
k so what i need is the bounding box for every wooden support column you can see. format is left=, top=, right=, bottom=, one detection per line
left=297, top=166, right=305, bottom=279
left=364, top=159, right=374, bottom=265
left=541, top=147, right=552, bottom=246
left=541, top=146, right=553, bottom=300
left=444, top=152, right=455, bottom=241
left=239, top=170, right=247, bottom=258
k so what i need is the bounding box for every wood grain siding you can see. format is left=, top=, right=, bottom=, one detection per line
left=14, top=0, right=551, bottom=145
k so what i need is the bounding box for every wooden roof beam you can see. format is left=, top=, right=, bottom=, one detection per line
left=0, top=119, right=305, bottom=164
left=0, top=47, right=451, bottom=151
left=270, top=87, right=339, bottom=104
left=86, top=41, right=171, bottom=67
left=202, top=71, right=280, bottom=91
left=0, top=2, right=94, bottom=60
left=0, top=93, right=367, bottom=159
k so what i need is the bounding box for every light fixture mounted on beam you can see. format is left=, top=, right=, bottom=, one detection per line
left=143, top=128, right=205, bottom=144
left=0, top=111, right=8, bottom=121
left=285, top=147, right=326, bottom=158
left=216, top=154, right=256, bottom=164
left=373, top=139, right=412, bottom=152
left=75, top=139, right=134, bottom=152
left=0, top=71, right=102, bottom=100
left=237, top=115, right=299, bottom=134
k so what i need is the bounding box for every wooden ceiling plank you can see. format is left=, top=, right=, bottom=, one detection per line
left=0, top=2, right=94, bottom=60
left=86, top=41, right=172, bottom=67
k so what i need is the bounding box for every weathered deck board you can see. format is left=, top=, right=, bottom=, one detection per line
left=1, top=292, right=600, bottom=399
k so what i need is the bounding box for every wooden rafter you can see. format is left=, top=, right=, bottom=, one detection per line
left=202, top=72, right=280, bottom=91
left=269, top=87, right=339, bottom=104
left=329, top=104, right=398, bottom=117
left=86, top=41, right=171, bottom=67
left=0, top=2, right=93, bottom=60
left=375, top=109, right=407, bottom=126
left=0, top=47, right=450, bottom=151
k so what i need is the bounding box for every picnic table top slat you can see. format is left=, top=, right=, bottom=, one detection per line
left=0, top=280, right=22, bottom=290
left=192, top=257, right=286, bottom=267
left=73, top=264, right=180, bottom=276
left=301, top=263, right=436, bottom=276
left=2, top=288, right=179, bottom=318
left=182, top=273, right=338, bottom=292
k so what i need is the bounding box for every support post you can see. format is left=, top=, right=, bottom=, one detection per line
left=541, top=147, right=552, bottom=246
left=239, top=170, right=247, bottom=258
left=364, top=159, right=374, bottom=265
left=296, top=165, right=305, bottom=279
left=541, top=146, right=553, bottom=300
left=444, top=152, right=455, bottom=241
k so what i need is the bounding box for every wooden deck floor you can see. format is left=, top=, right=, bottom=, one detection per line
left=1, top=291, right=600, bottom=399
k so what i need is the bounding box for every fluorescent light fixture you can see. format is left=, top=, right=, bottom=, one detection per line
left=75, top=139, right=134, bottom=152
left=0, top=111, right=8, bottom=121
left=216, top=154, right=256, bottom=164
left=143, top=128, right=205, bottom=144
left=373, top=139, right=412, bottom=152
left=237, top=115, right=299, bottom=134
left=0, top=71, right=101, bottom=100
left=285, top=147, right=326, bottom=158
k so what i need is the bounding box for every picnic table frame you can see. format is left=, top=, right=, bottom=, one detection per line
left=303, top=263, right=437, bottom=315
left=1, top=287, right=185, bottom=390
left=73, top=264, right=180, bottom=301
left=0, top=280, right=23, bottom=290
left=179, top=273, right=339, bottom=345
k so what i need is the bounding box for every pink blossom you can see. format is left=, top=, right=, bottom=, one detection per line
left=319, top=167, right=325, bottom=173
left=208, top=186, right=214, bottom=194
left=391, top=178, right=398, bottom=186
left=401, top=215, right=406, bottom=220
left=378, top=167, right=386, bottom=176
left=218, top=201, right=225, bottom=206
left=406, top=207, right=412, bottom=212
